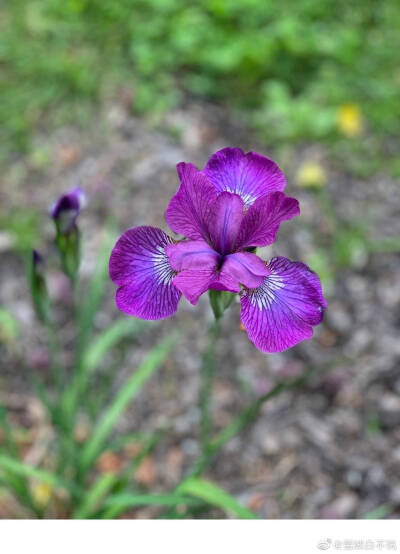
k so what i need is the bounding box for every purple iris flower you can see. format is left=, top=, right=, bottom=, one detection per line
left=50, top=187, right=87, bottom=234
left=109, top=147, right=327, bottom=353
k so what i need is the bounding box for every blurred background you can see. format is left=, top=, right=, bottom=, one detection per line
left=1, top=0, right=400, bottom=518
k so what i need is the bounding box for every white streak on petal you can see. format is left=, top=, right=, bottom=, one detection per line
left=152, top=244, right=176, bottom=285
left=249, top=274, right=285, bottom=310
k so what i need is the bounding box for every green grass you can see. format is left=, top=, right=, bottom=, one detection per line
left=0, top=234, right=181, bottom=517
left=2, top=0, right=400, bottom=163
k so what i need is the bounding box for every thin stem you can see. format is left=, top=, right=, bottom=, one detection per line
left=163, top=354, right=348, bottom=518
left=199, top=319, right=220, bottom=453
left=45, top=322, right=64, bottom=391
left=187, top=359, right=343, bottom=480
left=189, top=381, right=288, bottom=480
left=163, top=372, right=301, bottom=519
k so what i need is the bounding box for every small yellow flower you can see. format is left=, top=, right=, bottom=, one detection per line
left=32, top=482, right=52, bottom=507
left=337, top=103, right=363, bottom=138
left=296, top=161, right=327, bottom=189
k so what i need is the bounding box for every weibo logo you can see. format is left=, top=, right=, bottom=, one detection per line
left=317, top=539, right=332, bottom=550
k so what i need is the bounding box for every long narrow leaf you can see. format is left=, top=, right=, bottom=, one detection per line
left=77, top=231, right=113, bottom=354
left=177, top=477, right=257, bottom=519
left=82, top=318, right=148, bottom=376
left=368, top=236, right=400, bottom=254
left=109, top=431, right=164, bottom=495
left=0, top=454, right=79, bottom=496
left=74, top=429, right=165, bottom=518
left=107, top=431, right=154, bottom=453
left=0, top=409, right=43, bottom=515
left=0, top=405, right=18, bottom=457
left=73, top=473, right=117, bottom=519
left=74, top=430, right=164, bottom=519
left=102, top=494, right=199, bottom=519
left=61, top=231, right=115, bottom=424
left=79, top=331, right=178, bottom=472
left=63, top=318, right=148, bottom=418
left=363, top=504, right=392, bottom=519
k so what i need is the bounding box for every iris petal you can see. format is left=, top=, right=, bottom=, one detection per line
left=172, top=268, right=240, bottom=306
left=167, top=243, right=269, bottom=304
left=203, top=147, right=286, bottom=207
left=206, top=192, right=245, bottom=254
left=236, top=192, right=299, bottom=249
left=222, top=252, right=269, bottom=289
left=240, top=257, right=327, bottom=352
left=109, top=226, right=181, bottom=320
left=166, top=239, right=220, bottom=271
left=167, top=240, right=233, bottom=305
left=165, top=162, right=218, bottom=241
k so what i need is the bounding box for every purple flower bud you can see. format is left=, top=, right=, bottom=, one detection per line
left=50, top=187, right=86, bottom=234
left=50, top=188, right=86, bottom=282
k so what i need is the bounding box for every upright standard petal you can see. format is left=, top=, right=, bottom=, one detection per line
left=203, top=147, right=286, bottom=207
left=240, top=257, right=327, bottom=353
left=206, top=192, right=245, bottom=254
left=109, top=226, right=181, bottom=320
left=236, top=192, right=300, bottom=249
left=165, top=162, right=218, bottom=240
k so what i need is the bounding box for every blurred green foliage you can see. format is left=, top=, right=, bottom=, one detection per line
left=0, top=209, right=40, bottom=252
left=2, top=0, right=400, bottom=156
left=0, top=230, right=259, bottom=519
left=0, top=308, right=19, bottom=345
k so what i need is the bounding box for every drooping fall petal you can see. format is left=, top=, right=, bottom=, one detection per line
left=240, top=257, right=327, bottom=352
left=109, top=226, right=181, bottom=320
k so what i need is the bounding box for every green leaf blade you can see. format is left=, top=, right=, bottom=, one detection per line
left=0, top=454, right=79, bottom=496
left=79, top=331, right=178, bottom=472
left=177, top=477, right=257, bottom=519
left=101, top=493, right=199, bottom=519
left=73, top=473, right=117, bottom=519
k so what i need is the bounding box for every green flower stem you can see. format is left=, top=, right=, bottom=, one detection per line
left=199, top=319, right=221, bottom=453
left=163, top=371, right=307, bottom=519
left=190, top=381, right=288, bottom=481
left=45, top=322, right=64, bottom=393
left=199, top=290, right=234, bottom=454
left=164, top=353, right=345, bottom=518
left=188, top=359, right=343, bottom=482
left=55, top=227, right=81, bottom=286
